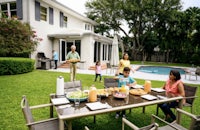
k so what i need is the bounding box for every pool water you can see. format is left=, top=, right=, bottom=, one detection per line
left=136, top=66, right=185, bottom=75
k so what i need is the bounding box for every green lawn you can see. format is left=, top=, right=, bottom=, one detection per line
left=0, top=70, right=199, bottom=130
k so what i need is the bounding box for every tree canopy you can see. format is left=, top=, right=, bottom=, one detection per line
left=85, top=0, right=200, bottom=64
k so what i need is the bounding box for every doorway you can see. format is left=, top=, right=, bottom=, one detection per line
left=59, top=39, right=81, bottom=62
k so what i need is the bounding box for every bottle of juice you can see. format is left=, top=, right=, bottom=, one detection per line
left=144, top=80, right=151, bottom=93
left=89, top=86, right=97, bottom=102
left=120, top=85, right=126, bottom=93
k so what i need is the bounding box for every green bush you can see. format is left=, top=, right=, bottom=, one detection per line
left=0, top=57, right=35, bottom=75
left=0, top=17, right=42, bottom=57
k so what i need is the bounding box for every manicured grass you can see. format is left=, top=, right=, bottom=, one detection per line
left=0, top=70, right=199, bottom=130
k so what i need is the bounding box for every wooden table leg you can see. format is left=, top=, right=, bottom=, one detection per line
left=68, top=121, right=72, bottom=130
left=59, top=119, right=64, bottom=130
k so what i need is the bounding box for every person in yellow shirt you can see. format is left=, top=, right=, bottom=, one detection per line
left=116, top=53, right=135, bottom=75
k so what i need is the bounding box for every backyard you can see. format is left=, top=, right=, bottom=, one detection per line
left=0, top=69, right=199, bottom=130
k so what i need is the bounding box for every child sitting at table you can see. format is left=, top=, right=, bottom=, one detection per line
left=114, top=67, right=136, bottom=119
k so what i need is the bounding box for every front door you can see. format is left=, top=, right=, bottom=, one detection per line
left=66, top=40, right=81, bottom=58
left=59, top=40, right=81, bottom=62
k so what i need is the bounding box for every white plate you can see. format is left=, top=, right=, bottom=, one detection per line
left=157, top=95, right=168, bottom=100
left=57, top=104, right=71, bottom=109
left=86, top=102, right=108, bottom=110
left=132, top=84, right=144, bottom=89
left=151, top=88, right=165, bottom=92
left=141, top=94, right=157, bottom=100
left=51, top=97, right=70, bottom=105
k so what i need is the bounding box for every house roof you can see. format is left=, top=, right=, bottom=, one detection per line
left=42, top=0, right=98, bottom=26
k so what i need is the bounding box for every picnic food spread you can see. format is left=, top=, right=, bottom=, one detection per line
left=96, top=89, right=109, bottom=97
left=129, top=89, right=147, bottom=95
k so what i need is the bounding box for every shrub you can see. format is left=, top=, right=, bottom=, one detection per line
left=0, top=17, right=42, bottom=57
left=0, top=57, right=35, bottom=75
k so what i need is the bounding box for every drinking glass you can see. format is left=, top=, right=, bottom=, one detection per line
left=97, top=95, right=101, bottom=102
left=74, top=98, right=80, bottom=107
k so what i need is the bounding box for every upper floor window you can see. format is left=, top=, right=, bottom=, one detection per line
left=63, top=16, right=67, bottom=28
left=85, top=23, right=93, bottom=31
left=0, top=2, right=17, bottom=18
left=49, top=7, right=54, bottom=25
left=60, top=11, right=67, bottom=28
left=40, top=6, right=47, bottom=21
left=35, top=1, right=52, bottom=23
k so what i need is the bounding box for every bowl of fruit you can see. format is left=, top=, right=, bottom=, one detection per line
left=113, top=92, right=127, bottom=99
left=66, top=91, right=88, bottom=102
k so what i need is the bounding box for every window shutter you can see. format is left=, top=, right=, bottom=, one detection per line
left=16, top=0, right=23, bottom=20
left=60, top=11, right=63, bottom=27
left=35, top=1, right=40, bottom=21
left=49, top=7, right=53, bottom=25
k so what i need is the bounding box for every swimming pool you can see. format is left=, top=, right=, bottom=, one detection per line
left=136, top=66, right=186, bottom=75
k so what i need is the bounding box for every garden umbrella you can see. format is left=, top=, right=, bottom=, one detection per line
left=110, top=35, right=119, bottom=66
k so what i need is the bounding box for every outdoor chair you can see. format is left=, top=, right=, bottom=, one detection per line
left=182, top=84, right=198, bottom=113
left=106, top=63, right=118, bottom=74
left=122, top=117, right=159, bottom=130
left=122, top=108, right=200, bottom=130
left=185, top=67, right=200, bottom=80
left=153, top=108, right=200, bottom=130
left=64, top=80, right=82, bottom=92
left=104, top=77, right=118, bottom=88
left=21, top=95, right=62, bottom=130
left=156, top=84, right=198, bottom=115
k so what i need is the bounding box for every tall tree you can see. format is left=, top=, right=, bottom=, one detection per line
left=86, top=0, right=182, bottom=61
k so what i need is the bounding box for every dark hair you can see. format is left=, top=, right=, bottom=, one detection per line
left=122, top=52, right=129, bottom=60
left=170, top=70, right=181, bottom=81
left=123, top=67, right=130, bottom=72
left=96, top=61, right=100, bottom=65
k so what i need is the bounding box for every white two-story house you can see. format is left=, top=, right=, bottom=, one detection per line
left=0, top=0, right=113, bottom=69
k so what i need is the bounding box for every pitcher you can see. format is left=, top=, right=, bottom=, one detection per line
left=144, top=80, right=151, bottom=93
left=89, top=86, right=97, bottom=102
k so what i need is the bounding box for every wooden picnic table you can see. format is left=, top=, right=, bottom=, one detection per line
left=50, top=90, right=183, bottom=130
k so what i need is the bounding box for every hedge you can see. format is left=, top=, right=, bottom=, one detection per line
left=0, top=57, right=35, bottom=75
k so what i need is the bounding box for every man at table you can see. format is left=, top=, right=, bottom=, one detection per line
left=66, top=45, right=80, bottom=81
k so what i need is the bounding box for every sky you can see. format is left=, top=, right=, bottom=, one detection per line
left=57, top=0, right=200, bottom=16
left=56, top=0, right=200, bottom=35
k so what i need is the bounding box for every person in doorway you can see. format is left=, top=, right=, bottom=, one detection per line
left=94, top=61, right=102, bottom=82
left=114, top=67, right=136, bottom=119
left=52, top=50, right=58, bottom=69
left=66, top=45, right=80, bottom=81
left=116, top=52, right=135, bottom=75
left=158, top=70, right=185, bottom=122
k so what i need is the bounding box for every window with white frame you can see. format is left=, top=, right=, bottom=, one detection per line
left=85, top=23, right=93, bottom=31
left=40, top=6, right=47, bottom=21
left=0, top=2, right=17, bottom=18
left=63, top=16, right=67, bottom=28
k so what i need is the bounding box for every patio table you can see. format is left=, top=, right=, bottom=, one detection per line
left=50, top=91, right=183, bottom=130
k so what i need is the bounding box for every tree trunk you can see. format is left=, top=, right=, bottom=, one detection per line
left=166, top=50, right=170, bottom=63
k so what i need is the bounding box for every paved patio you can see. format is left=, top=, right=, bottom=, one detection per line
left=48, top=65, right=200, bottom=85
